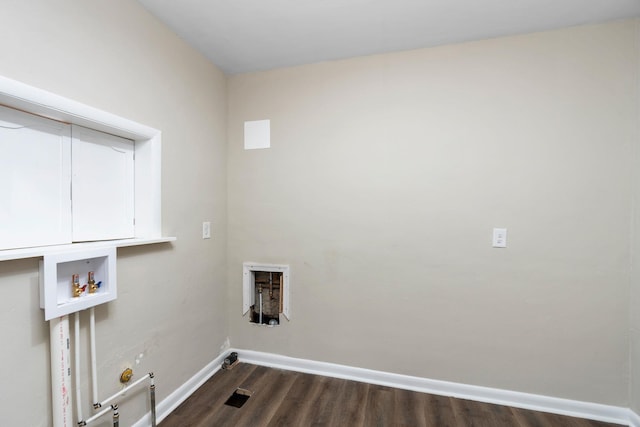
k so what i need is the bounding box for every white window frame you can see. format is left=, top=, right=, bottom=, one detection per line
left=0, top=75, right=174, bottom=261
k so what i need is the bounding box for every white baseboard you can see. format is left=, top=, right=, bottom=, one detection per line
left=236, top=349, right=632, bottom=426
left=134, top=348, right=635, bottom=427
left=132, top=352, right=226, bottom=427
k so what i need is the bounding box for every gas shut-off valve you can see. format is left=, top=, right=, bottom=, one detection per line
left=120, top=368, right=133, bottom=384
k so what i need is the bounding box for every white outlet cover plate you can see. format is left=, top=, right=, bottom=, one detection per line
left=492, top=228, right=507, bottom=248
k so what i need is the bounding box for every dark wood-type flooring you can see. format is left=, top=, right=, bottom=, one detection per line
left=160, top=363, right=624, bottom=427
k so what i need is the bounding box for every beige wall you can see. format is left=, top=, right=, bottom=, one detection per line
left=633, top=324, right=640, bottom=414
left=632, top=21, right=640, bottom=416
left=633, top=281, right=640, bottom=411
left=0, top=3, right=638, bottom=424
left=228, top=20, right=638, bottom=406
left=0, top=1, right=227, bottom=426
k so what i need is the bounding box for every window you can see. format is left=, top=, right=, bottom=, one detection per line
left=0, top=105, right=135, bottom=250
left=0, top=75, right=170, bottom=261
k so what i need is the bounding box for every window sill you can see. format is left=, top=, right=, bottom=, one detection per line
left=0, top=237, right=176, bottom=262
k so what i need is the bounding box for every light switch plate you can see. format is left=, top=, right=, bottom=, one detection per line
left=202, top=221, right=211, bottom=239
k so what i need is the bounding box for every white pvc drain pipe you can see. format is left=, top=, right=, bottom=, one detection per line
left=50, top=308, right=157, bottom=426
left=50, top=315, right=72, bottom=427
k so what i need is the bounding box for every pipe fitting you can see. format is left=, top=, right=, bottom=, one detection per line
left=120, top=368, right=133, bottom=384
left=112, top=405, right=119, bottom=427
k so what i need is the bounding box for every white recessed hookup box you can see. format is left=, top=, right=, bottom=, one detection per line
left=39, top=247, right=117, bottom=320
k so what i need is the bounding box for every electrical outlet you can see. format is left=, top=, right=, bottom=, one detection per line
left=492, top=228, right=507, bottom=248
left=202, top=221, right=211, bottom=239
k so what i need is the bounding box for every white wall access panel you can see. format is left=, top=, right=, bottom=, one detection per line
left=0, top=105, right=71, bottom=250
left=243, top=262, right=290, bottom=320
left=71, top=125, right=134, bottom=241
left=244, top=119, right=271, bottom=150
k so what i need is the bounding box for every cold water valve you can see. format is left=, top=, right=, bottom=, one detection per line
left=88, top=271, right=98, bottom=294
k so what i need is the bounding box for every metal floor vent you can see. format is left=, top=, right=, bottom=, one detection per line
left=224, top=388, right=252, bottom=408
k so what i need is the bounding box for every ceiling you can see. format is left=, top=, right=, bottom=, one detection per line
left=137, top=0, right=640, bottom=74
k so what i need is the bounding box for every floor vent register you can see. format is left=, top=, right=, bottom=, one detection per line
left=224, top=388, right=252, bottom=408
